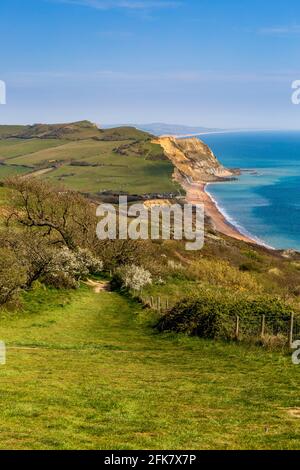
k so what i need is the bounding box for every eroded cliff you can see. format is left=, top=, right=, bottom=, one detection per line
left=156, top=136, right=234, bottom=184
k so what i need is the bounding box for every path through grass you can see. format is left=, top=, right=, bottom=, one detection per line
left=0, top=286, right=300, bottom=449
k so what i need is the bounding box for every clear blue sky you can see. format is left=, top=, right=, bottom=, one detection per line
left=0, top=0, right=300, bottom=128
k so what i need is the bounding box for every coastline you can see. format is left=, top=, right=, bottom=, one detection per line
left=205, top=183, right=274, bottom=248
left=182, top=179, right=262, bottom=245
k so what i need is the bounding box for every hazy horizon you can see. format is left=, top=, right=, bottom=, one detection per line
left=1, top=0, right=300, bottom=128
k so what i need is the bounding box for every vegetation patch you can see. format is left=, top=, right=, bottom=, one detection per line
left=157, top=293, right=294, bottom=343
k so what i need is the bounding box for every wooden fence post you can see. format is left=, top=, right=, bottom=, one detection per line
left=150, top=296, right=154, bottom=309
left=261, top=315, right=266, bottom=338
left=157, top=297, right=161, bottom=314
left=289, top=312, right=295, bottom=348
left=235, top=315, right=240, bottom=340
left=166, top=298, right=169, bottom=311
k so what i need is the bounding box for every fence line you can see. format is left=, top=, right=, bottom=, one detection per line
left=139, top=295, right=299, bottom=347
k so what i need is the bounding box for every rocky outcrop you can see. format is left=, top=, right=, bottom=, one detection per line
left=157, top=136, right=235, bottom=183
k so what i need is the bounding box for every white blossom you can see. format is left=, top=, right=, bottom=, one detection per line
left=117, top=264, right=152, bottom=291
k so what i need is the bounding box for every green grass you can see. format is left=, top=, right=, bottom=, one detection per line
left=0, top=133, right=179, bottom=194
left=0, top=123, right=179, bottom=195
left=46, top=158, right=179, bottom=194
left=98, top=126, right=151, bottom=141
left=0, top=139, right=68, bottom=161
left=0, top=165, right=31, bottom=179
left=0, top=284, right=300, bottom=449
left=7, top=140, right=114, bottom=166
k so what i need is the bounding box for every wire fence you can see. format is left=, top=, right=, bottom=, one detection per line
left=140, top=295, right=300, bottom=347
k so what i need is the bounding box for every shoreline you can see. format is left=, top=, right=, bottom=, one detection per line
left=205, top=183, right=274, bottom=249
left=182, top=179, right=265, bottom=246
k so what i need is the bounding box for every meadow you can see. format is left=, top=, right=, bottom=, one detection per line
left=0, top=284, right=300, bottom=450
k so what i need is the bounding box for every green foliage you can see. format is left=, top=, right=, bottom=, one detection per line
left=157, top=292, right=293, bottom=340
left=186, top=258, right=262, bottom=292
left=5, top=177, right=98, bottom=250
left=44, top=247, right=103, bottom=289
left=0, top=247, right=27, bottom=306
left=239, top=261, right=262, bottom=272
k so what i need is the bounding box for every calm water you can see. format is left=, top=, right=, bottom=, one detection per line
left=201, top=131, right=300, bottom=250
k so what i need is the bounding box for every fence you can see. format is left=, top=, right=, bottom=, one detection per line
left=139, top=295, right=300, bottom=347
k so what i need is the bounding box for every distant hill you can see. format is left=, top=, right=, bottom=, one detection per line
left=0, top=125, right=27, bottom=139
left=0, top=121, right=152, bottom=142
left=12, top=120, right=102, bottom=140
left=103, top=123, right=223, bottom=136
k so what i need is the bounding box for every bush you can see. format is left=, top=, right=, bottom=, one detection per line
left=44, top=247, right=103, bottom=289
left=0, top=248, right=27, bottom=306
left=186, top=258, right=262, bottom=292
left=157, top=293, right=293, bottom=340
left=112, top=264, right=152, bottom=292
left=73, top=248, right=104, bottom=276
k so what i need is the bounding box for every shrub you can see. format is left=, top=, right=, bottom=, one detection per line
left=157, top=293, right=293, bottom=341
left=5, top=177, right=98, bottom=251
left=113, top=264, right=152, bottom=291
left=186, top=258, right=262, bottom=292
left=0, top=248, right=27, bottom=306
left=260, top=334, right=287, bottom=351
left=44, top=247, right=103, bottom=289
left=74, top=248, right=104, bottom=276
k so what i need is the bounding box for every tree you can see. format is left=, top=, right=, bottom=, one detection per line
left=5, top=177, right=98, bottom=250
left=0, top=248, right=27, bottom=306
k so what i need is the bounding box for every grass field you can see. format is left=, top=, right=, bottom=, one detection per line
left=0, top=165, right=30, bottom=179
left=46, top=159, right=178, bottom=194
left=0, top=131, right=179, bottom=194
left=7, top=140, right=113, bottom=166
left=0, top=139, right=68, bottom=161
left=0, top=284, right=300, bottom=450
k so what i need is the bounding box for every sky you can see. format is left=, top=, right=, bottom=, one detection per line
left=0, top=0, right=300, bottom=128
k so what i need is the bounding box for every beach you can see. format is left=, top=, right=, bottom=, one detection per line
left=182, top=179, right=258, bottom=245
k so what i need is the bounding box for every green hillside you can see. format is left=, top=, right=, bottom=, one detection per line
left=0, top=125, right=27, bottom=138
left=0, top=171, right=300, bottom=451
left=0, top=122, right=179, bottom=195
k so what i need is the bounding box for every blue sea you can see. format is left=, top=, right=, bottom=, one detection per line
left=200, top=131, right=300, bottom=250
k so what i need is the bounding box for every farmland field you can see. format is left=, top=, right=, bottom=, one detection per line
left=0, top=127, right=180, bottom=194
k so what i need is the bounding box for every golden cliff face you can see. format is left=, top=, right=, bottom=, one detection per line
left=156, top=136, right=234, bottom=183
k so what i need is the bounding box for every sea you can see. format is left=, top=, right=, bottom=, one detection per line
left=199, top=131, right=300, bottom=251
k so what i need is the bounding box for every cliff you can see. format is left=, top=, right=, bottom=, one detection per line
left=157, top=136, right=234, bottom=184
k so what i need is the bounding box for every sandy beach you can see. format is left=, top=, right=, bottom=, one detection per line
left=183, top=180, right=258, bottom=244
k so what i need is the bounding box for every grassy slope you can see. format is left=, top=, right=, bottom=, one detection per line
left=0, top=126, right=27, bottom=138
left=46, top=158, right=177, bottom=194
left=0, top=165, right=30, bottom=179
left=0, top=123, right=179, bottom=195
left=0, top=139, right=68, bottom=161
left=0, top=285, right=300, bottom=450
